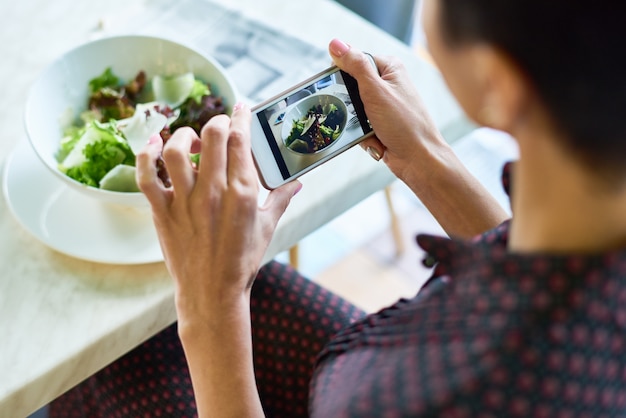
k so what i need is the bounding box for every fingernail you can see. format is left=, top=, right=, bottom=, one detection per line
left=329, top=39, right=351, bottom=57
left=233, top=102, right=244, bottom=112
left=293, top=182, right=303, bottom=196
left=366, top=146, right=382, bottom=161
left=148, top=134, right=161, bottom=145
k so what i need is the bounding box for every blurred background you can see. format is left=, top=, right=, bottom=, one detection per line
left=335, top=0, right=420, bottom=44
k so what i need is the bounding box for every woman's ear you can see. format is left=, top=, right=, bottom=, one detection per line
left=471, top=45, right=530, bottom=132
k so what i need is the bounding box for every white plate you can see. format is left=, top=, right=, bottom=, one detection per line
left=2, top=140, right=163, bottom=264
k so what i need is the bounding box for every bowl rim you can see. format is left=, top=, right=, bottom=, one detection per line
left=24, top=34, right=239, bottom=199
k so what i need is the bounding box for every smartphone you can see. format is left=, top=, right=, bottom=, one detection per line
left=251, top=65, right=375, bottom=189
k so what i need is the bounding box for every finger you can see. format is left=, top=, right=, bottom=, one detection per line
left=136, top=134, right=169, bottom=208
left=359, top=136, right=386, bottom=161
left=197, top=114, right=231, bottom=190
left=226, top=104, right=255, bottom=186
left=162, top=127, right=198, bottom=197
left=260, top=180, right=302, bottom=232
left=328, top=39, right=380, bottom=84
left=359, top=136, right=384, bottom=152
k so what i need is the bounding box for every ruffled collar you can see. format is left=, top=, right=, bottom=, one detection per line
left=416, top=220, right=626, bottom=323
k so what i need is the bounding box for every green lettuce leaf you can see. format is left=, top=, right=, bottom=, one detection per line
left=322, top=103, right=338, bottom=115
left=285, top=119, right=306, bottom=147
left=88, top=67, right=120, bottom=93
left=57, top=125, right=86, bottom=163
left=188, top=79, right=211, bottom=104
left=59, top=121, right=135, bottom=188
left=190, top=153, right=201, bottom=166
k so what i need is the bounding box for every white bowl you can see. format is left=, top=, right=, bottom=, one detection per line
left=25, top=35, right=238, bottom=208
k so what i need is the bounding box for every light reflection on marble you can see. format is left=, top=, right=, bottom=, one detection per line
left=0, top=0, right=466, bottom=416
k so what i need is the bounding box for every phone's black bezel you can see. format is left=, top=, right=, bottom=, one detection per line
left=258, top=110, right=291, bottom=180
left=256, top=69, right=372, bottom=181
left=341, top=69, right=373, bottom=136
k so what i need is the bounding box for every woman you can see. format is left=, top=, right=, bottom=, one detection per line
left=51, top=0, right=626, bottom=416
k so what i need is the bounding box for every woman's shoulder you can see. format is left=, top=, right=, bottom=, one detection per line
left=310, top=226, right=626, bottom=416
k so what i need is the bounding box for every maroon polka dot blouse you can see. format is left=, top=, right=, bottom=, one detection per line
left=310, top=167, right=626, bottom=417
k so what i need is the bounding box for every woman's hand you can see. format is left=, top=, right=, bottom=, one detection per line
left=136, top=104, right=301, bottom=322
left=136, top=105, right=299, bottom=418
left=329, top=39, right=451, bottom=188
left=329, top=39, right=509, bottom=238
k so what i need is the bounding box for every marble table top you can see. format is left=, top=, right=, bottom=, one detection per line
left=0, top=0, right=469, bottom=415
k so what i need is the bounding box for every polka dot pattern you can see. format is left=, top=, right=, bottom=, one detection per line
left=48, top=323, right=197, bottom=417
left=251, top=262, right=364, bottom=417
left=310, top=219, right=626, bottom=417
left=49, top=261, right=364, bottom=417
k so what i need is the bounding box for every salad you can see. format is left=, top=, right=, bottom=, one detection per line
left=57, top=67, right=226, bottom=191
left=284, top=103, right=344, bottom=153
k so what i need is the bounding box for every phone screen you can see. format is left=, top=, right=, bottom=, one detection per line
left=255, top=69, right=372, bottom=181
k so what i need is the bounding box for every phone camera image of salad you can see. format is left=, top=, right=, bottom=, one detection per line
left=283, top=95, right=347, bottom=154
left=56, top=67, right=226, bottom=192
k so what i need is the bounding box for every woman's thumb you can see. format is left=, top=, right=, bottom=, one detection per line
left=262, top=181, right=303, bottom=228
left=329, top=38, right=352, bottom=59
left=329, top=39, right=380, bottom=84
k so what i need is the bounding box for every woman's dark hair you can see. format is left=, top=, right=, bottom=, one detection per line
left=439, top=0, right=626, bottom=175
